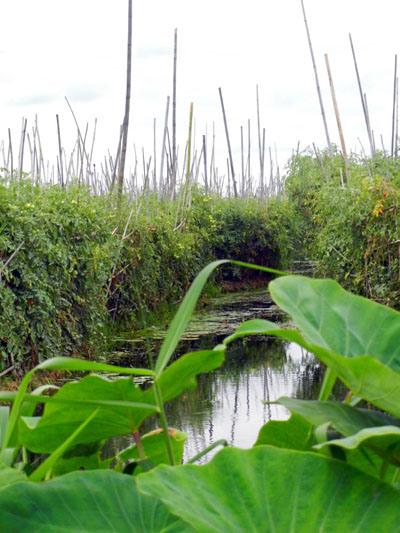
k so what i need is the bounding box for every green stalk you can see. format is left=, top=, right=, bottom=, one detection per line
left=187, top=439, right=228, bottom=464
left=153, top=381, right=175, bottom=466
left=132, top=431, right=146, bottom=461
left=29, top=409, right=98, bottom=482
left=318, top=367, right=337, bottom=401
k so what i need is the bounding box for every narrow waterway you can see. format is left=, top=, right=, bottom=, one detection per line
left=113, top=282, right=322, bottom=461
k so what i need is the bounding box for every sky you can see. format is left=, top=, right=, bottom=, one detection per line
left=1, top=0, right=400, bottom=181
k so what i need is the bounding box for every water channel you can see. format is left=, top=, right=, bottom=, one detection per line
left=113, top=283, right=322, bottom=461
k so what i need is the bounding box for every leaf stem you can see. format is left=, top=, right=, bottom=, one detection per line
left=153, top=381, right=175, bottom=465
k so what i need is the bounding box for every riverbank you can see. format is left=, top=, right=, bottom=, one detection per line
left=0, top=181, right=297, bottom=371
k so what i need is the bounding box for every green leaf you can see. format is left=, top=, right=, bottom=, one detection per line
left=0, top=466, right=26, bottom=490
left=154, top=260, right=285, bottom=378
left=138, top=446, right=400, bottom=532
left=1, top=357, right=154, bottom=452
left=118, top=428, right=187, bottom=470
left=19, top=375, right=158, bottom=453
left=0, top=470, right=189, bottom=532
left=29, top=410, right=99, bottom=482
left=276, top=397, right=399, bottom=437
left=254, top=413, right=314, bottom=450
left=0, top=406, right=9, bottom=449
left=315, top=426, right=400, bottom=462
left=269, top=275, right=400, bottom=370
left=224, top=318, right=280, bottom=345
left=148, top=349, right=225, bottom=404
left=312, top=352, right=400, bottom=419
left=155, top=260, right=228, bottom=377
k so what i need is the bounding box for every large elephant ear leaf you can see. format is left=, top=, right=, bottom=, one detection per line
left=0, top=470, right=190, bottom=532
left=269, top=275, right=400, bottom=370
left=138, top=446, right=400, bottom=533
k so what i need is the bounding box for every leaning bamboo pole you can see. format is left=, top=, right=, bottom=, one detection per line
left=349, top=33, right=375, bottom=156
left=300, top=0, right=332, bottom=154
left=324, top=53, right=348, bottom=183
left=218, top=87, right=238, bottom=197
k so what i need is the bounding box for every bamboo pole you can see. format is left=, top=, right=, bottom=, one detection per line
left=300, top=0, right=332, bottom=154
left=324, top=53, right=348, bottom=182
left=202, top=134, right=208, bottom=192
left=349, top=33, right=374, bottom=156
left=256, top=85, right=264, bottom=193
left=116, top=0, right=133, bottom=197
left=159, top=95, right=170, bottom=196
left=218, top=87, right=238, bottom=197
left=171, top=28, right=178, bottom=196
left=19, top=118, right=27, bottom=181
left=391, top=55, right=398, bottom=157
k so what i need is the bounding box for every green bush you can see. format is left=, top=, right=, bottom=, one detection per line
left=0, top=182, right=296, bottom=370
left=286, top=151, right=400, bottom=305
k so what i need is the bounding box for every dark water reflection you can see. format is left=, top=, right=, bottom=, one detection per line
left=164, top=336, right=322, bottom=461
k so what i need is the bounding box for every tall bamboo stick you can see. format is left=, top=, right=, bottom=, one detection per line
left=324, top=53, right=348, bottom=182
left=391, top=55, right=398, bottom=157
left=300, top=0, right=332, bottom=154
left=349, top=33, right=374, bottom=156
left=171, top=28, right=178, bottom=196
left=117, top=0, right=133, bottom=197
left=218, top=87, right=238, bottom=197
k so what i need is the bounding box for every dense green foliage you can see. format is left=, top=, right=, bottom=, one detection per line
left=0, top=181, right=296, bottom=370
left=286, top=151, right=400, bottom=305
left=1, top=266, right=400, bottom=530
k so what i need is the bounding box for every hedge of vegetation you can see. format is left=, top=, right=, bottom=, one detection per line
left=0, top=181, right=297, bottom=370
left=286, top=151, right=400, bottom=307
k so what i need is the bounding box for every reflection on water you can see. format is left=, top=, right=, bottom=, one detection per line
left=113, top=287, right=322, bottom=461
left=164, top=337, right=322, bottom=461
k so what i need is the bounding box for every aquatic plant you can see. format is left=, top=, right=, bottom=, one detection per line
left=1, top=261, right=400, bottom=530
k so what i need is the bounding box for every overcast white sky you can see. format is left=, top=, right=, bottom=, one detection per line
left=1, top=0, right=400, bottom=179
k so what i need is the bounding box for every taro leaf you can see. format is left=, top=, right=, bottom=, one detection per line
left=138, top=446, right=400, bottom=533
left=146, top=350, right=225, bottom=404
left=0, top=466, right=26, bottom=490
left=277, top=397, right=400, bottom=436
left=19, top=375, right=158, bottom=453
left=0, top=470, right=190, bottom=532
left=315, top=426, right=400, bottom=463
left=269, top=275, right=400, bottom=370
left=254, top=413, right=314, bottom=450
left=313, top=352, right=400, bottom=419
left=119, top=428, right=187, bottom=471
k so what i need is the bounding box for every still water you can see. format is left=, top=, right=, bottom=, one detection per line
left=115, top=287, right=322, bottom=460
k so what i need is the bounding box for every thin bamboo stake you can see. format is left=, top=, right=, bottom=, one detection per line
left=324, top=53, right=348, bottom=182
left=240, top=126, right=245, bottom=196
left=391, top=55, right=398, bottom=157
left=19, top=118, right=27, bottom=181
left=56, top=114, right=64, bottom=187
left=202, top=134, right=208, bottom=192
left=396, top=77, right=399, bottom=157
left=171, top=28, right=178, bottom=196
left=218, top=87, right=238, bottom=197
left=153, top=117, right=157, bottom=191
left=256, top=85, right=264, bottom=192
left=300, top=0, right=332, bottom=154
left=8, top=128, right=13, bottom=179
left=349, top=33, right=374, bottom=156
left=117, top=0, right=133, bottom=197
